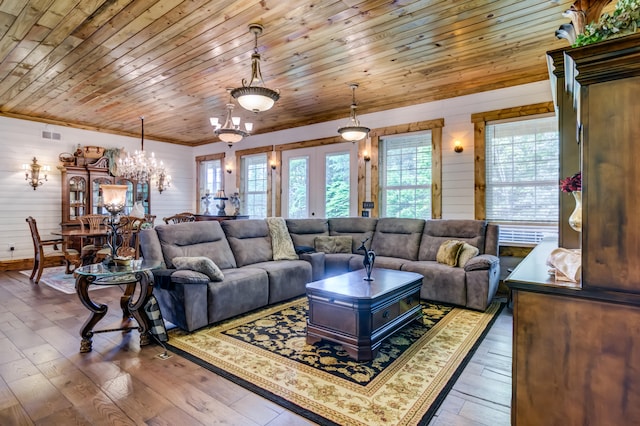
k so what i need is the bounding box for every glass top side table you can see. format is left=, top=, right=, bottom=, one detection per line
left=75, top=261, right=160, bottom=353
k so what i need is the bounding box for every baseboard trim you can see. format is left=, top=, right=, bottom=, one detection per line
left=0, top=258, right=64, bottom=272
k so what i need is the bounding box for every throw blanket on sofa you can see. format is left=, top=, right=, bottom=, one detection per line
left=266, top=217, right=298, bottom=260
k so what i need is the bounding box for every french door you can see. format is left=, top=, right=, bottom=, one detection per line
left=281, top=142, right=358, bottom=218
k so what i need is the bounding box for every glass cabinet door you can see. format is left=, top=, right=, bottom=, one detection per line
left=69, top=176, right=87, bottom=220
left=92, top=177, right=113, bottom=215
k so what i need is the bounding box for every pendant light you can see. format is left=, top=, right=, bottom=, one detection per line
left=212, top=90, right=253, bottom=146
left=338, top=83, right=370, bottom=142
left=230, top=24, right=280, bottom=113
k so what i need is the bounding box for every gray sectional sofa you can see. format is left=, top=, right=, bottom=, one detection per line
left=139, top=217, right=500, bottom=332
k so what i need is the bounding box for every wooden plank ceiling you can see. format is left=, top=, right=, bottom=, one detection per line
left=0, top=0, right=581, bottom=146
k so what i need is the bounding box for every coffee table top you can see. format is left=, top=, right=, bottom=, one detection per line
left=306, top=268, right=422, bottom=299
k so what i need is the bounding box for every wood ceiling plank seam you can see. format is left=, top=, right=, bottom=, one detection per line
left=274, top=4, right=564, bottom=83
left=0, top=3, right=108, bottom=103
left=0, top=0, right=158, bottom=111
left=30, top=0, right=472, bottom=120
left=0, top=24, right=49, bottom=81
left=0, top=0, right=55, bottom=63
left=64, top=0, right=437, bottom=115
left=0, top=1, right=30, bottom=16
left=70, top=0, right=135, bottom=40
left=23, top=0, right=290, bottom=120
left=0, top=11, right=18, bottom=40
left=52, top=1, right=340, bottom=113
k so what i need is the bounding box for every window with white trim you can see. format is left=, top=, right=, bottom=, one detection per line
left=379, top=132, right=432, bottom=219
left=242, top=154, right=268, bottom=218
left=200, top=159, right=223, bottom=195
left=485, top=115, right=559, bottom=245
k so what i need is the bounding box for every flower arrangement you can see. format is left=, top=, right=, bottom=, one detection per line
left=560, top=172, right=582, bottom=193
left=574, top=0, right=640, bottom=47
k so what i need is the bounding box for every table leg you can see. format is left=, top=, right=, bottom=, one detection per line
left=127, top=270, right=154, bottom=346
left=76, top=274, right=106, bottom=353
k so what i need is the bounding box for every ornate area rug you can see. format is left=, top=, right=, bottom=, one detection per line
left=167, top=297, right=503, bottom=426
left=19, top=266, right=109, bottom=294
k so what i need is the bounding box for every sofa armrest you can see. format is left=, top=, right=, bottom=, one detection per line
left=299, top=251, right=325, bottom=281
left=464, top=254, right=499, bottom=272
left=152, top=268, right=210, bottom=290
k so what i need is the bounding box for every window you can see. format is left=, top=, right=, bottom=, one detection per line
left=200, top=158, right=223, bottom=194
left=242, top=154, right=268, bottom=218
left=485, top=115, right=559, bottom=244
left=287, top=156, right=309, bottom=219
left=379, top=132, right=432, bottom=219
left=325, top=152, right=350, bottom=218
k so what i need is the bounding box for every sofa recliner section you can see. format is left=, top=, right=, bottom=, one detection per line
left=140, top=217, right=500, bottom=333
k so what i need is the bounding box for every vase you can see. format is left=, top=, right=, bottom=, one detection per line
left=568, top=191, right=582, bottom=232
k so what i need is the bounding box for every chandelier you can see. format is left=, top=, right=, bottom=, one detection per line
left=118, top=117, right=171, bottom=192
left=212, top=92, right=253, bottom=146
left=230, top=24, right=280, bottom=113
left=338, top=83, right=370, bottom=142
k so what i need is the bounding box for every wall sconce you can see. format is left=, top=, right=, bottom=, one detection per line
left=226, top=166, right=232, bottom=174
left=363, top=151, right=371, bottom=162
left=270, top=160, right=277, bottom=170
left=454, top=141, right=464, bottom=153
left=23, top=157, right=50, bottom=190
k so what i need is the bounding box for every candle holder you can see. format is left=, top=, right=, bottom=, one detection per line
left=100, top=184, right=128, bottom=265
left=214, top=190, right=228, bottom=216
left=201, top=192, right=212, bottom=215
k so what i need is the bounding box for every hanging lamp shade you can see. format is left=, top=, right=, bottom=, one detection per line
left=338, top=83, right=370, bottom=142
left=230, top=24, right=280, bottom=113
left=213, top=92, right=251, bottom=146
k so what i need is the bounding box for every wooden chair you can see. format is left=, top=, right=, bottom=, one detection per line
left=163, top=212, right=196, bottom=224
left=25, top=217, right=78, bottom=283
left=116, top=216, right=144, bottom=259
left=77, top=214, right=110, bottom=263
left=143, top=214, right=157, bottom=228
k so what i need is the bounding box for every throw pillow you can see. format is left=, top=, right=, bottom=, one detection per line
left=436, top=239, right=464, bottom=266
left=172, top=256, right=224, bottom=281
left=314, top=236, right=353, bottom=254
left=457, top=243, right=480, bottom=267
left=266, top=217, right=298, bottom=260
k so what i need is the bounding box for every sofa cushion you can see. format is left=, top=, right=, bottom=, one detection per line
left=206, top=267, right=270, bottom=324
left=286, top=218, right=329, bottom=248
left=249, top=259, right=312, bottom=304
left=370, top=218, right=425, bottom=260
left=401, top=261, right=467, bottom=306
left=172, top=256, right=224, bottom=281
left=419, top=220, right=487, bottom=261
left=328, top=217, right=377, bottom=253
left=457, top=243, right=479, bottom=267
left=266, top=217, right=298, bottom=260
left=314, top=236, right=352, bottom=254
left=464, top=254, right=499, bottom=271
left=436, top=240, right=464, bottom=266
left=222, top=219, right=273, bottom=267
left=155, top=221, right=237, bottom=269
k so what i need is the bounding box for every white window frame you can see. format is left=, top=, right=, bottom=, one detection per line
left=379, top=131, right=433, bottom=219
left=485, top=114, right=559, bottom=246
left=242, top=153, right=268, bottom=218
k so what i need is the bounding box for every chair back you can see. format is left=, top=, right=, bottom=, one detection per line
left=78, top=214, right=108, bottom=232
left=117, top=216, right=144, bottom=258
left=26, top=216, right=43, bottom=255
left=163, top=212, right=196, bottom=224
left=144, top=214, right=157, bottom=228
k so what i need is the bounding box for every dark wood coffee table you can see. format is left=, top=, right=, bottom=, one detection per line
left=306, top=268, right=423, bottom=361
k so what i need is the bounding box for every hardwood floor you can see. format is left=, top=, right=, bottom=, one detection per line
left=0, top=270, right=512, bottom=425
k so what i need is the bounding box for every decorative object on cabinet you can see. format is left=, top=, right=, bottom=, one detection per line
left=214, top=190, right=228, bottom=216
left=573, top=0, right=639, bottom=46
left=229, top=192, right=241, bottom=216
left=337, top=83, right=370, bottom=142
left=560, top=172, right=582, bottom=232
left=23, top=157, right=50, bottom=190
left=555, top=0, right=613, bottom=45
left=201, top=190, right=212, bottom=215
left=230, top=23, right=280, bottom=113
left=58, top=152, right=75, bottom=166
left=163, top=212, right=196, bottom=224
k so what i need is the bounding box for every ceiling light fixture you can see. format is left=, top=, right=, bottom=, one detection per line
left=212, top=91, right=253, bottom=146
left=118, top=117, right=171, bottom=193
left=231, top=24, right=280, bottom=113
left=338, top=83, right=370, bottom=142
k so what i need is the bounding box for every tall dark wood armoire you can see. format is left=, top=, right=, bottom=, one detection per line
left=507, top=33, right=640, bottom=425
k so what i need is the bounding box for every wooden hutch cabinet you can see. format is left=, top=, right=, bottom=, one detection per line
left=507, top=33, right=640, bottom=425
left=59, top=156, right=150, bottom=230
